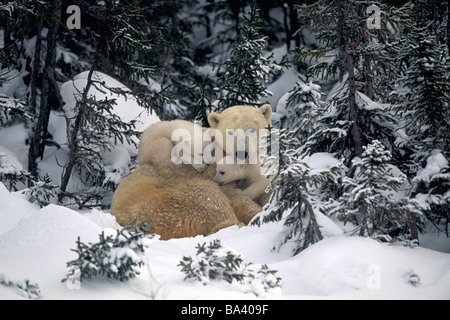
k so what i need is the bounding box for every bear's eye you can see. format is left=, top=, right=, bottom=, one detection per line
left=220, top=171, right=225, bottom=175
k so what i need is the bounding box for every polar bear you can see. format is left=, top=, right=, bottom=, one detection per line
left=139, top=163, right=263, bottom=225
left=110, top=163, right=262, bottom=239
left=213, top=156, right=271, bottom=206
left=207, top=104, right=272, bottom=162
left=111, top=165, right=240, bottom=240
left=138, top=120, right=210, bottom=172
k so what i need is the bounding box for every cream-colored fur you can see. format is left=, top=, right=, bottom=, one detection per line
left=138, top=120, right=209, bottom=172
left=207, top=104, right=272, bottom=160
left=214, top=156, right=271, bottom=206
left=207, top=105, right=273, bottom=206
left=110, top=163, right=262, bottom=239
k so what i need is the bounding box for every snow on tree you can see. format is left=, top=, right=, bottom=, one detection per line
left=58, top=69, right=141, bottom=206
left=391, top=26, right=450, bottom=167
left=214, top=3, right=288, bottom=112
left=0, top=273, right=41, bottom=300
left=178, top=239, right=282, bottom=297
left=330, top=140, right=421, bottom=240
left=412, top=151, right=450, bottom=237
left=390, top=0, right=450, bottom=237
left=252, top=128, right=344, bottom=255
left=64, top=224, right=152, bottom=282
left=295, top=0, right=404, bottom=163
left=274, top=75, right=322, bottom=142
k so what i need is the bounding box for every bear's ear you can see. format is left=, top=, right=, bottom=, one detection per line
left=259, top=104, right=272, bottom=125
left=208, top=113, right=221, bottom=128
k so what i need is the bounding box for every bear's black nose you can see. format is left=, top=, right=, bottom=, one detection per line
left=236, top=150, right=249, bottom=161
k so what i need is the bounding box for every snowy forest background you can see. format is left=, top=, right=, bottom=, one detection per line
left=0, top=0, right=449, bottom=261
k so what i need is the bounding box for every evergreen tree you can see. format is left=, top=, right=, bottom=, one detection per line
left=59, top=69, right=140, bottom=205
left=392, top=27, right=450, bottom=167
left=252, top=128, right=343, bottom=255
left=65, top=224, right=152, bottom=282
left=331, top=140, right=421, bottom=239
left=58, top=0, right=166, bottom=205
left=179, top=239, right=282, bottom=296
left=274, top=75, right=322, bottom=143
left=411, top=151, right=450, bottom=237
left=295, top=0, right=403, bottom=164
left=390, top=0, right=450, bottom=237
left=214, top=3, right=288, bottom=112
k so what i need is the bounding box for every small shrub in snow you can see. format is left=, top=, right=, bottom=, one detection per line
left=0, top=273, right=41, bottom=300
left=331, top=140, right=422, bottom=239
left=64, top=224, right=152, bottom=282
left=253, top=128, right=344, bottom=255
left=179, top=240, right=282, bottom=297
left=20, top=173, right=58, bottom=207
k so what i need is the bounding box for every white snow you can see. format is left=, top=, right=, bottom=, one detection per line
left=1, top=176, right=449, bottom=300
left=0, top=145, right=23, bottom=175
left=413, top=150, right=449, bottom=184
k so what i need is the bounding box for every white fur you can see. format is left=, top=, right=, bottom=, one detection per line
left=138, top=120, right=209, bottom=172
left=213, top=156, right=270, bottom=202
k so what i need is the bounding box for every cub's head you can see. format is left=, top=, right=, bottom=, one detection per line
left=213, top=156, right=246, bottom=186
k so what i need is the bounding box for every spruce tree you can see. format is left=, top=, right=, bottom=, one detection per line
left=214, top=3, right=288, bottom=112
left=274, top=76, right=323, bottom=146
left=58, top=0, right=162, bottom=205
left=390, top=0, right=450, bottom=237
left=252, top=128, right=343, bottom=255
left=392, top=28, right=450, bottom=166
left=295, top=0, right=403, bottom=165
left=331, top=140, right=421, bottom=239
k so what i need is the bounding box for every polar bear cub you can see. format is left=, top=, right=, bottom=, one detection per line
left=213, top=156, right=271, bottom=203
left=138, top=120, right=210, bottom=172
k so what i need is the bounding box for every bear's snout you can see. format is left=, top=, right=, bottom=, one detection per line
left=213, top=175, right=224, bottom=186
left=236, top=150, right=249, bottom=161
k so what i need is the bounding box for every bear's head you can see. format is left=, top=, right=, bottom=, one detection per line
left=207, top=104, right=272, bottom=162
left=213, top=156, right=246, bottom=186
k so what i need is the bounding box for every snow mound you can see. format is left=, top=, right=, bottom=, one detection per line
left=276, top=236, right=450, bottom=299
left=0, top=145, right=23, bottom=175
left=1, top=184, right=450, bottom=300
left=61, top=71, right=160, bottom=134
left=414, top=150, right=449, bottom=183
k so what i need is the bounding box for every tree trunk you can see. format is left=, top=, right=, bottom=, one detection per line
left=447, top=0, right=450, bottom=53
left=29, top=16, right=42, bottom=115
left=28, top=0, right=61, bottom=176
left=336, top=0, right=363, bottom=158
left=59, top=68, right=95, bottom=200
left=347, top=53, right=363, bottom=157
left=287, top=0, right=301, bottom=49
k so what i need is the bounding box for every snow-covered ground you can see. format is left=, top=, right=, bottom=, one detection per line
left=1, top=178, right=450, bottom=300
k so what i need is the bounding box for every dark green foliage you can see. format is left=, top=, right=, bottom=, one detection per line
left=0, top=273, right=41, bottom=300
left=214, top=3, right=289, bottom=111
left=179, top=239, right=245, bottom=284
left=330, top=140, right=421, bottom=239
left=178, top=239, right=282, bottom=296
left=253, top=128, right=343, bottom=255
left=0, top=169, right=57, bottom=208
left=65, top=224, right=152, bottom=282
left=0, top=95, right=33, bottom=127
